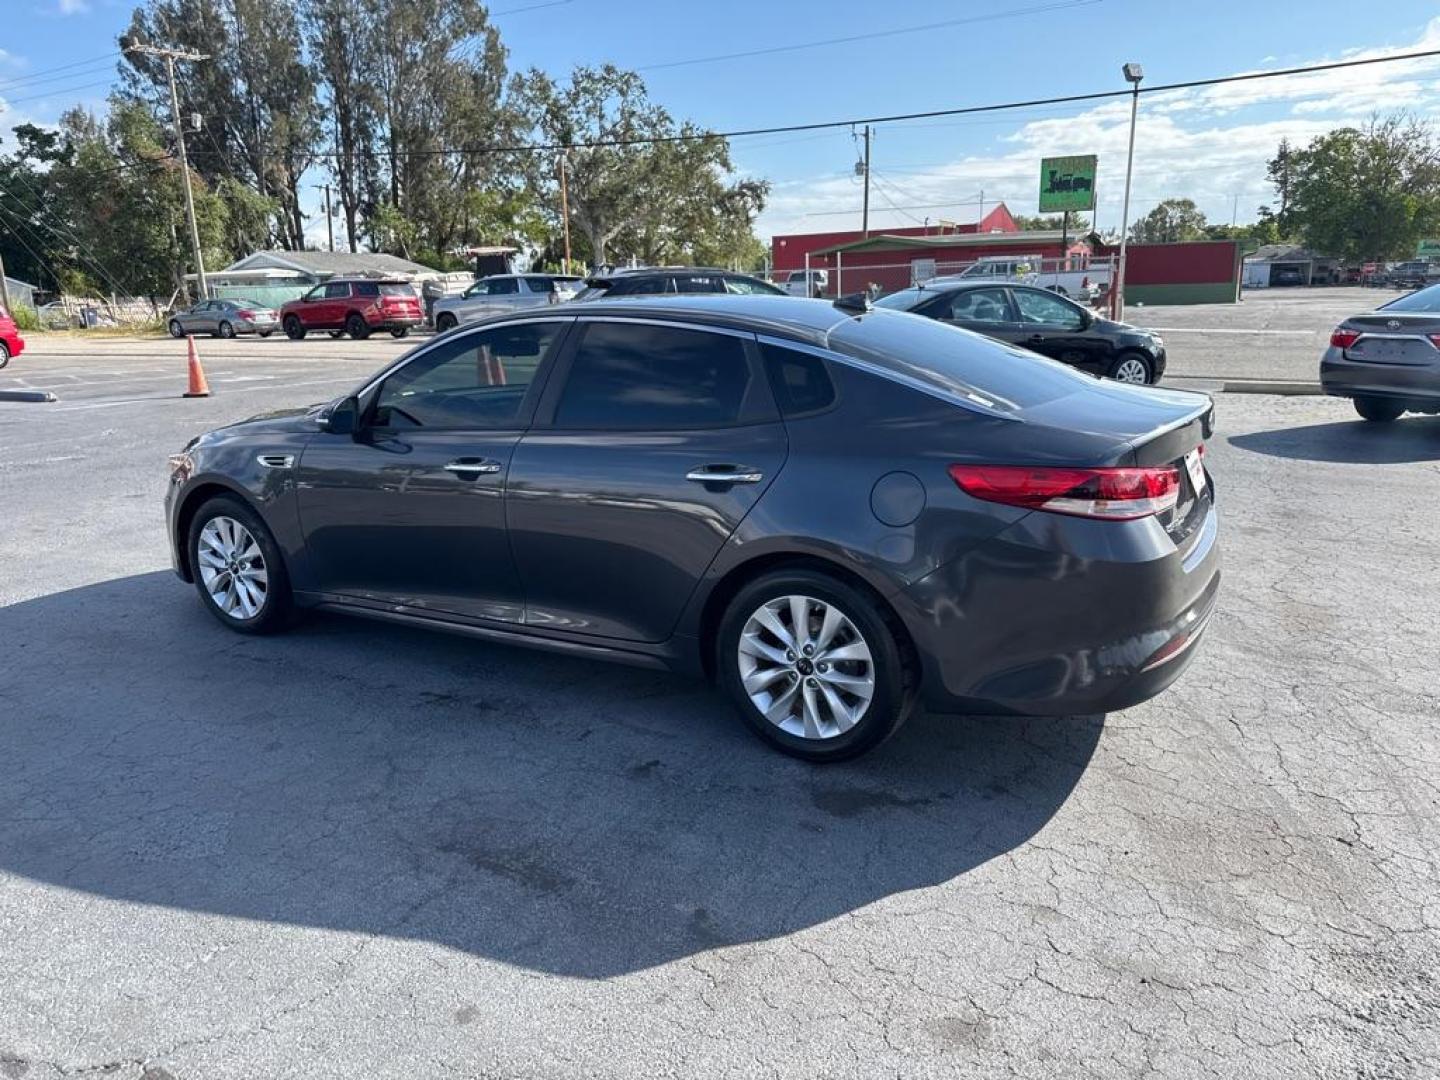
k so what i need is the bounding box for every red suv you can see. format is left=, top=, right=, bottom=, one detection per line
left=279, top=279, right=424, bottom=341
left=0, top=304, right=26, bottom=369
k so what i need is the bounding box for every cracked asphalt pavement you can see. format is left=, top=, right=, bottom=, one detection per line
left=1, top=306, right=1437, bottom=1078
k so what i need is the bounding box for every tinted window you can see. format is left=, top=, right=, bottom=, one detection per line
left=523, top=276, right=555, bottom=293
left=1013, top=288, right=1084, bottom=329
left=932, top=287, right=1012, bottom=323
left=346, top=282, right=374, bottom=298
left=379, top=282, right=414, bottom=298
left=555, top=323, right=750, bottom=429
left=374, top=322, right=561, bottom=429
left=1381, top=284, right=1440, bottom=312
left=724, top=276, right=784, bottom=295
left=830, top=309, right=1098, bottom=412
left=489, top=277, right=520, bottom=295
left=571, top=285, right=608, bottom=302
left=762, top=342, right=835, bottom=415
left=675, top=274, right=722, bottom=294
left=620, top=276, right=668, bottom=295
left=873, top=287, right=927, bottom=311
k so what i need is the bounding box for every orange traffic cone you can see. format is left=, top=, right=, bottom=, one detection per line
left=183, top=334, right=211, bottom=398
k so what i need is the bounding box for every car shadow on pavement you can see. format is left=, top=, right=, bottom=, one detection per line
left=0, top=572, right=1101, bottom=979
left=1229, top=416, right=1440, bottom=464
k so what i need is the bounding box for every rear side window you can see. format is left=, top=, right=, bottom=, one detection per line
left=675, top=275, right=722, bottom=293
left=619, top=276, right=668, bottom=295
left=352, top=282, right=379, bottom=297
left=524, top=276, right=554, bottom=293
left=555, top=322, right=750, bottom=429
left=761, top=342, right=836, bottom=416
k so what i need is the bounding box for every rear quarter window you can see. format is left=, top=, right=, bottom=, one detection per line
left=761, top=342, right=836, bottom=416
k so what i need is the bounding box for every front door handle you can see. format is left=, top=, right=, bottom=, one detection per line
left=444, top=458, right=502, bottom=477
left=685, top=465, right=764, bottom=484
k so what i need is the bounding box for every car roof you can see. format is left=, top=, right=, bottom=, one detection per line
left=532, top=294, right=858, bottom=346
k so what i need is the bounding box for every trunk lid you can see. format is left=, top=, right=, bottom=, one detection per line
left=1340, top=313, right=1440, bottom=366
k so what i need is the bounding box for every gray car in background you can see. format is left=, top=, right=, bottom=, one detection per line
left=432, top=274, right=576, bottom=332
left=168, top=298, right=279, bottom=339
left=1321, top=283, right=1440, bottom=421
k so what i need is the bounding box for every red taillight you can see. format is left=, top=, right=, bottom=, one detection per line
left=1331, top=328, right=1361, bottom=349
left=1428, top=334, right=1440, bottom=350
left=948, top=464, right=1181, bottom=521
left=238, top=310, right=255, bottom=320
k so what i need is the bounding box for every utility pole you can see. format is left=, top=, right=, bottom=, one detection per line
left=0, top=247, right=12, bottom=317
left=122, top=38, right=209, bottom=300
left=558, top=151, right=572, bottom=275
left=314, top=184, right=334, bottom=251
left=860, top=124, right=872, bottom=239
left=1116, top=62, right=1144, bottom=322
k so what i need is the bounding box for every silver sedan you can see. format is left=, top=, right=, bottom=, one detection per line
left=168, top=299, right=280, bottom=339
left=431, top=275, right=566, bottom=332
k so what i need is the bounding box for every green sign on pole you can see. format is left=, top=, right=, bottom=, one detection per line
left=1416, top=238, right=1440, bottom=257
left=1038, top=155, right=1098, bottom=213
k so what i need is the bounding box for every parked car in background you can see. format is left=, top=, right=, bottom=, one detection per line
left=168, top=298, right=280, bottom=339
left=574, top=268, right=785, bottom=300
left=1271, top=267, right=1304, bottom=287
left=783, top=268, right=828, bottom=297
left=165, top=294, right=1217, bottom=761
left=934, top=256, right=1113, bottom=300
left=432, top=274, right=572, bottom=332
left=0, top=304, right=24, bottom=369
left=875, top=281, right=1167, bottom=384
left=1321, top=283, right=1440, bottom=422
left=1385, top=260, right=1435, bottom=290
left=279, top=279, right=423, bottom=340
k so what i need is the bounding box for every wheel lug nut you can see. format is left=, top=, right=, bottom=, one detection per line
left=802, top=644, right=814, bottom=656
left=806, top=677, right=818, bottom=688
left=786, top=650, right=796, bottom=662
left=818, top=663, right=829, bottom=673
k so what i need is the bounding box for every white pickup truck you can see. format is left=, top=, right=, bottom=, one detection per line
left=931, top=257, right=1111, bottom=300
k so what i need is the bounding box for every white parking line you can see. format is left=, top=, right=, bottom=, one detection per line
left=1137, top=327, right=1317, bottom=336
left=50, top=376, right=355, bottom=411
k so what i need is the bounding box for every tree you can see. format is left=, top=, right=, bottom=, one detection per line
left=1011, top=213, right=1090, bottom=232
left=1267, top=115, right=1440, bottom=262
left=1129, top=198, right=1208, bottom=243
left=0, top=124, right=76, bottom=291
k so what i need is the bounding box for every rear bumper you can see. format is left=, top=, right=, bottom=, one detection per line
left=1320, top=348, right=1440, bottom=405
left=896, top=500, right=1220, bottom=717
left=367, top=314, right=424, bottom=329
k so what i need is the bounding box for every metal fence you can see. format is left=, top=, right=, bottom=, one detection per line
left=778, top=254, right=1118, bottom=305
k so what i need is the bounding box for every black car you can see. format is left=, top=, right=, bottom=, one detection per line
left=574, top=268, right=785, bottom=300
left=165, top=295, right=1218, bottom=761
left=875, top=281, right=1167, bottom=384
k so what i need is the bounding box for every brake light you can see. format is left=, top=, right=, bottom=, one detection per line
left=237, top=310, right=254, bottom=320
left=1429, top=334, right=1440, bottom=350
left=1330, top=328, right=1361, bottom=349
left=948, top=464, right=1181, bottom=520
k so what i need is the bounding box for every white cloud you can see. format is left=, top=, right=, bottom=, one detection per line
left=755, top=16, right=1440, bottom=240
left=57, top=0, right=91, bottom=14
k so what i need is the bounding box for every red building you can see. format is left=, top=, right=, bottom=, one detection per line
left=770, top=203, right=1019, bottom=274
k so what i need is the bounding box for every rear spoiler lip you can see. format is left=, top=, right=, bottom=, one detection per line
left=1119, top=392, right=1215, bottom=466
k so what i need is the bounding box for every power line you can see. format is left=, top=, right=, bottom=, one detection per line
left=0, top=52, right=121, bottom=92
left=0, top=78, right=118, bottom=107
left=0, top=173, right=145, bottom=299
left=0, top=59, right=119, bottom=95
left=636, top=0, right=1102, bottom=72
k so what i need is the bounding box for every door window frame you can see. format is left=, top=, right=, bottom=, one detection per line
left=919, top=286, right=1017, bottom=324
left=353, top=316, right=576, bottom=434
left=531, top=316, right=781, bottom=432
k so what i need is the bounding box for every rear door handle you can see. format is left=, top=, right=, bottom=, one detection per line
left=444, top=458, right=502, bottom=477
left=685, top=465, right=764, bottom=484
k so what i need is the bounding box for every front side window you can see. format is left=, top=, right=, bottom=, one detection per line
left=1012, top=288, right=1084, bottom=329
left=554, top=322, right=751, bottom=429
left=302, top=286, right=325, bottom=302
left=373, top=321, right=563, bottom=430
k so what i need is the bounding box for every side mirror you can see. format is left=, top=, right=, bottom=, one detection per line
left=319, top=396, right=360, bottom=435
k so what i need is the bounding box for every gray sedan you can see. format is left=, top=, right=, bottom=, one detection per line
left=432, top=275, right=565, bottom=332
left=168, top=299, right=280, bottom=339
left=1321, top=284, right=1440, bottom=421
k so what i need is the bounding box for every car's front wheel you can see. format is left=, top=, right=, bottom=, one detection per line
left=217, top=320, right=235, bottom=339
left=718, top=569, right=915, bottom=761
left=283, top=315, right=306, bottom=340
left=435, top=312, right=458, bottom=333
left=188, top=496, right=293, bottom=634
left=168, top=319, right=184, bottom=339
left=1108, top=351, right=1153, bottom=384
left=1354, top=396, right=1405, bottom=422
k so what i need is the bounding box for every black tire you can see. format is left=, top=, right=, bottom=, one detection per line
left=168, top=319, right=184, bottom=339
left=217, top=320, right=235, bottom=339
left=436, top=312, right=458, bottom=333
left=1107, top=351, right=1153, bottom=384
left=1354, top=396, right=1404, bottom=422
left=390, top=326, right=411, bottom=339
left=186, top=494, right=294, bottom=635
left=346, top=313, right=371, bottom=340
left=0, top=342, right=9, bottom=370
left=717, top=568, right=915, bottom=762
left=258, top=330, right=273, bottom=338
left=283, top=315, right=306, bottom=340
left=328, top=330, right=345, bottom=339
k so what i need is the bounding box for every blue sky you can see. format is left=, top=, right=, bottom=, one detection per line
left=3, top=0, right=1440, bottom=245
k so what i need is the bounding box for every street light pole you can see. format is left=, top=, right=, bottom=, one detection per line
left=1115, top=62, right=1144, bottom=322
left=122, top=39, right=210, bottom=301
left=558, top=151, right=572, bottom=275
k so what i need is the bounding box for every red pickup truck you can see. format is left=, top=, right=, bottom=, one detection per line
left=279, top=279, right=424, bottom=341
left=0, top=304, right=25, bottom=369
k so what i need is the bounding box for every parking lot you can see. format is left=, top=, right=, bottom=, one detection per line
left=1, top=288, right=1436, bottom=1078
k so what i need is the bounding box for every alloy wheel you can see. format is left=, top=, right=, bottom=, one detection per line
left=737, top=594, right=875, bottom=740
left=1112, top=356, right=1150, bottom=383
left=196, top=515, right=269, bottom=620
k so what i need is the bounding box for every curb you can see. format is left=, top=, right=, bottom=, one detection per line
left=0, top=389, right=58, bottom=403
left=1221, top=381, right=1323, bottom=396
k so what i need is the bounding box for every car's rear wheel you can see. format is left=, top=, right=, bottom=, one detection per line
left=390, top=326, right=410, bottom=339
left=718, top=569, right=915, bottom=761
left=1108, top=351, right=1152, bottom=384
left=283, top=315, right=306, bottom=340
left=187, top=495, right=292, bottom=635
left=168, top=319, right=184, bottom=339
left=436, top=312, right=458, bottom=333
left=1354, top=396, right=1405, bottom=422
left=0, top=342, right=9, bottom=369
left=346, top=313, right=370, bottom=340
left=217, top=320, right=235, bottom=339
